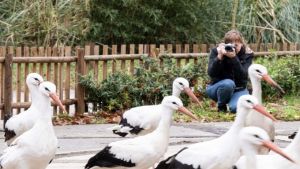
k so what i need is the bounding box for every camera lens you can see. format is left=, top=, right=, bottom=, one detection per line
left=225, top=44, right=234, bottom=52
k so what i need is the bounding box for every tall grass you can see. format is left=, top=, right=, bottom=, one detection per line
left=0, top=0, right=90, bottom=46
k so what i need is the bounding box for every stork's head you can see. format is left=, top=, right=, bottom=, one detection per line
left=161, top=96, right=198, bottom=120
left=237, top=95, right=276, bottom=121
left=173, top=77, right=201, bottom=104
left=239, top=126, right=295, bottom=163
left=248, top=64, right=285, bottom=94
left=26, top=73, right=43, bottom=87
left=39, top=81, right=67, bottom=114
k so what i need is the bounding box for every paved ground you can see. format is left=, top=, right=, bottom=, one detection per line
left=0, top=120, right=299, bottom=169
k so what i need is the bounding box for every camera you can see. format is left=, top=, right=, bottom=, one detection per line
left=224, top=43, right=235, bottom=52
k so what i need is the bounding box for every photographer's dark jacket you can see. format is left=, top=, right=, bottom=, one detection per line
left=207, top=46, right=254, bottom=89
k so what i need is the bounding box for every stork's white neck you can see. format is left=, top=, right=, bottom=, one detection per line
left=33, top=93, right=53, bottom=120
left=152, top=105, right=173, bottom=137
left=28, top=85, right=40, bottom=104
left=172, top=87, right=181, bottom=97
left=250, top=76, right=262, bottom=104
left=243, top=146, right=257, bottom=169
left=230, top=106, right=249, bottom=131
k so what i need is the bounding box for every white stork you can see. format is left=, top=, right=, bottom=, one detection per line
left=4, top=73, right=44, bottom=145
left=234, top=127, right=300, bottom=169
left=85, top=96, right=197, bottom=169
left=0, top=81, right=61, bottom=169
left=155, top=95, right=276, bottom=169
left=247, top=64, right=284, bottom=153
left=112, top=77, right=200, bottom=137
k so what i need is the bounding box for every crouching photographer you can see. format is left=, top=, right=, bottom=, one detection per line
left=206, top=30, right=254, bottom=113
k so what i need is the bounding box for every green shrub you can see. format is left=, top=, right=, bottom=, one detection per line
left=80, top=55, right=300, bottom=112
left=254, top=55, right=300, bottom=100
left=80, top=56, right=208, bottom=112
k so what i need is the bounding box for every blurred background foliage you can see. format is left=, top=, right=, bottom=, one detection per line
left=0, top=0, right=299, bottom=46
left=80, top=56, right=299, bottom=113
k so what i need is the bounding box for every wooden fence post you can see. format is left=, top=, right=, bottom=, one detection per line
left=76, top=48, right=85, bottom=116
left=3, top=53, right=13, bottom=128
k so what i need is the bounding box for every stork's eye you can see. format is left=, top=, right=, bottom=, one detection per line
left=246, top=100, right=252, bottom=103
left=172, top=102, right=177, bottom=105
left=254, top=134, right=260, bottom=139
left=179, top=82, right=183, bottom=86
left=34, top=78, right=39, bottom=81
left=255, top=69, right=262, bottom=73
left=45, top=87, right=50, bottom=92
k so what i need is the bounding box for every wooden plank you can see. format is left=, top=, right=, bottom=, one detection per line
left=259, top=43, right=265, bottom=52
left=274, top=43, right=280, bottom=51
left=209, top=44, right=215, bottom=52
left=150, top=44, right=156, bottom=57
left=76, top=48, right=86, bottom=115
left=159, top=44, right=165, bottom=68
left=184, top=44, right=190, bottom=64
left=85, top=45, right=91, bottom=73
left=93, top=45, right=99, bottom=82
left=249, top=43, right=258, bottom=52
left=24, top=47, right=30, bottom=102
left=8, top=47, right=14, bottom=112
left=167, top=44, right=173, bottom=53
left=30, top=47, right=38, bottom=72
left=193, top=44, right=199, bottom=64
left=144, top=44, right=149, bottom=55
left=138, top=44, right=144, bottom=66
left=112, top=45, right=117, bottom=73
left=0, top=47, right=5, bottom=119
left=200, top=44, right=207, bottom=53
left=52, top=47, right=58, bottom=115
left=8, top=57, right=76, bottom=63
left=16, top=47, right=22, bottom=113
left=129, top=44, right=135, bottom=74
left=267, top=43, right=273, bottom=51
left=46, top=47, right=52, bottom=81
left=38, top=47, right=45, bottom=76
left=64, top=46, right=71, bottom=112
left=58, top=46, right=64, bottom=115
left=89, top=44, right=97, bottom=75
left=176, top=44, right=182, bottom=67
left=289, top=43, right=297, bottom=51
left=282, top=43, right=288, bottom=51
left=4, top=54, right=13, bottom=127
left=102, top=45, right=108, bottom=80
left=0, top=99, right=77, bottom=110
left=121, top=44, right=126, bottom=71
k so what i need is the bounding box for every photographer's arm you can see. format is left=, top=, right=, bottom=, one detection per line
left=231, top=53, right=254, bottom=79
left=208, top=48, right=225, bottom=77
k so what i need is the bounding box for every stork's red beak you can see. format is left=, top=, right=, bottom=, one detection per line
left=262, top=74, right=285, bottom=94
left=183, top=87, right=201, bottom=105
left=178, top=106, right=198, bottom=120
left=253, top=104, right=276, bottom=121
left=49, top=93, right=67, bottom=114
left=262, top=140, right=295, bottom=163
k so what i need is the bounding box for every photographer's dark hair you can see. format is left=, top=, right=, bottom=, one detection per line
left=224, top=30, right=246, bottom=46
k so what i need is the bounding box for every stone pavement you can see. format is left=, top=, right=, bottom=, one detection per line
left=0, top=120, right=299, bottom=169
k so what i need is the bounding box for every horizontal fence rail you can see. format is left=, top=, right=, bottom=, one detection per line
left=0, top=43, right=299, bottom=121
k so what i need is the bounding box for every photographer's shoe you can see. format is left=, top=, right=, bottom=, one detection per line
left=218, top=105, right=227, bottom=112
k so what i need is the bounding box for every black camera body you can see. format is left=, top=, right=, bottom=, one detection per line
left=224, top=43, right=235, bottom=52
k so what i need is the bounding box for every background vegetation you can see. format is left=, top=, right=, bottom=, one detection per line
left=80, top=56, right=300, bottom=121
left=1, top=0, right=299, bottom=46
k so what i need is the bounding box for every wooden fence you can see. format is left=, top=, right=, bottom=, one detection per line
left=0, top=43, right=300, bottom=122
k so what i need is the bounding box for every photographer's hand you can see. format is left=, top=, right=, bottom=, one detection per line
left=217, top=43, right=226, bottom=60
left=224, top=49, right=236, bottom=58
